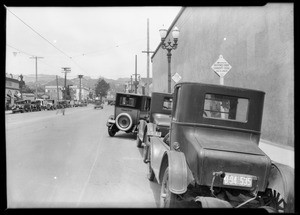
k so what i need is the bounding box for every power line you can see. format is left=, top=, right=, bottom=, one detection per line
left=5, top=6, right=91, bottom=77
left=5, top=6, right=72, bottom=60
left=7, top=44, right=35, bottom=57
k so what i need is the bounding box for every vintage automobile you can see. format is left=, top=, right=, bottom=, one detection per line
left=31, top=100, right=42, bottom=111
left=94, top=100, right=103, bottom=109
left=136, top=92, right=172, bottom=153
left=146, top=82, right=294, bottom=212
left=46, top=99, right=57, bottom=110
left=24, top=100, right=32, bottom=112
left=57, top=100, right=69, bottom=109
left=106, top=93, right=151, bottom=137
left=11, top=100, right=26, bottom=113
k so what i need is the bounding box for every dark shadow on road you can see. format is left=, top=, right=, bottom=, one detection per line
left=110, top=133, right=137, bottom=140
left=138, top=147, right=145, bottom=158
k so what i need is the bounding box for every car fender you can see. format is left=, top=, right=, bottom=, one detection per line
left=137, top=120, right=147, bottom=142
left=106, top=115, right=115, bottom=127
left=267, top=162, right=294, bottom=212
left=166, top=150, right=189, bottom=194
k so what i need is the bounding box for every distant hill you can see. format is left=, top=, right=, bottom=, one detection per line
left=13, top=73, right=129, bottom=92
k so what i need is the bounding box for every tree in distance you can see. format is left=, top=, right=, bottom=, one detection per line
left=95, top=78, right=110, bottom=101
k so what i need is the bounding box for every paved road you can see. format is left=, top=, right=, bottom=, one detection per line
left=6, top=105, right=161, bottom=208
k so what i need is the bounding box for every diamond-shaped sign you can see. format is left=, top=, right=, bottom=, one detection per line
left=211, top=55, right=232, bottom=78
left=172, top=73, right=182, bottom=83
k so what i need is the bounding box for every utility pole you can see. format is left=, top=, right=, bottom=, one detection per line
left=56, top=75, right=59, bottom=102
left=78, top=75, right=83, bottom=102
left=61, top=67, right=71, bottom=100
left=142, top=18, right=154, bottom=96
left=135, top=55, right=137, bottom=94
left=30, top=56, right=43, bottom=99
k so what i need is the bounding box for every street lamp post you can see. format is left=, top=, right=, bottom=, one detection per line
left=159, top=26, right=180, bottom=93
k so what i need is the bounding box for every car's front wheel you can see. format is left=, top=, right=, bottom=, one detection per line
left=136, top=135, right=142, bottom=148
left=160, top=167, right=177, bottom=208
left=147, top=146, right=155, bottom=181
left=108, top=127, right=116, bottom=137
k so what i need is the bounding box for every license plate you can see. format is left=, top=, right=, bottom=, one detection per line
left=223, top=173, right=253, bottom=187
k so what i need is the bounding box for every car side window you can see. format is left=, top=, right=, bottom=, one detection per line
left=119, top=96, right=136, bottom=107
left=162, top=97, right=172, bottom=110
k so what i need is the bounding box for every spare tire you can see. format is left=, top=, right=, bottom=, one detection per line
left=115, top=113, right=133, bottom=131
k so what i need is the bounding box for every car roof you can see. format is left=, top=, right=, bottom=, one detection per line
left=116, top=92, right=151, bottom=98
left=175, top=82, right=265, bottom=94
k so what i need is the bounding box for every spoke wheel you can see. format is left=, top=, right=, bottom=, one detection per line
left=262, top=189, right=286, bottom=213
left=160, top=167, right=177, bottom=208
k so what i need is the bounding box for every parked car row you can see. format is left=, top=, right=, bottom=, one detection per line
left=11, top=99, right=90, bottom=114
left=106, top=82, right=294, bottom=212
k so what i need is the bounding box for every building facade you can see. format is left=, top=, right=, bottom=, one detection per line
left=5, top=75, right=21, bottom=109
left=151, top=4, right=293, bottom=147
left=70, top=85, right=90, bottom=101
left=45, top=86, right=63, bottom=101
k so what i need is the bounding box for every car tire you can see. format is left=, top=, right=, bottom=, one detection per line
left=136, top=135, right=142, bottom=148
left=160, top=167, right=177, bottom=208
left=115, top=113, right=133, bottom=132
left=108, top=127, right=116, bottom=137
left=147, top=146, right=155, bottom=181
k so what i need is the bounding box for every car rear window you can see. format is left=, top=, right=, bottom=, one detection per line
left=119, top=96, right=137, bottom=107
left=162, top=97, right=173, bottom=110
left=203, top=93, right=249, bottom=122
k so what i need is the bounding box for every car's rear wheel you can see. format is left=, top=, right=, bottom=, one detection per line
left=160, top=167, right=177, bottom=208
left=261, top=188, right=287, bottom=213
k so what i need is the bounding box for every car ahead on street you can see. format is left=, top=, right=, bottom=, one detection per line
left=46, top=99, right=56, bottom=110
left=36, top=99, right=47, bottom=110
left=31, top=100, right=42, bottom=111
left=57, top=100, right=69, bottom=109
left=137, top=92, right=173, bottom=155
left=94, top=100, right=103, bottom=109
left=11, top=100, right=26, bottom=113
left=106, top=93, right=151, bottom=137
left=146, top=82, right=294, bottom=212
left=24, top=100, right=32, bottom=112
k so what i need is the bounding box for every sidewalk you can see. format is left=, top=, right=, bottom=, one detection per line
left=259, top=139, right=294, bottom=169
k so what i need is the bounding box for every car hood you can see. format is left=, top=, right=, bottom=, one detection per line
left=192, top=128, right=266, bottom=156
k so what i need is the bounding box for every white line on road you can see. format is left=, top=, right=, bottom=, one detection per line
left=76, top=129, right=106, bottom=206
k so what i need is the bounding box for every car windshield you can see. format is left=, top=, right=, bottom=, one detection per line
left=16, top=101, right=25, bottom=104
left=203, top=93, right=249, bottom=122
left=119, top=96, right=136, bottom=107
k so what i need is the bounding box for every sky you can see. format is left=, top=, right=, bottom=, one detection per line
left=5, top=6, right=182, bottom=80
